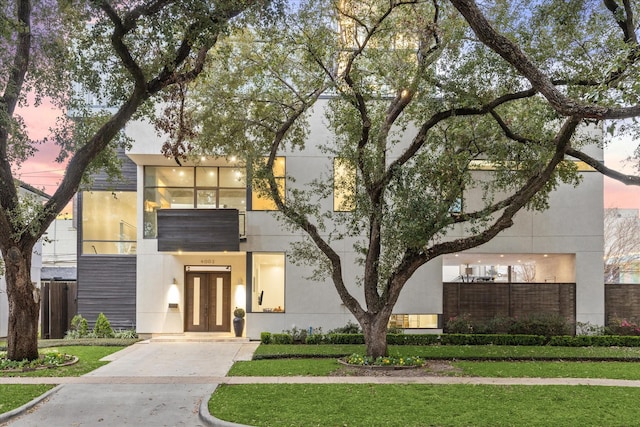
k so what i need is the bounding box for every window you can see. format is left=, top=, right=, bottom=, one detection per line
left=333, top=158, right=356, bottom=211
left=82, top=191, right=137, bottom=254
left=251, top=157, right=286, bottom=211
left=143, top=166, right=246, bottom=238
left=389, top=314, right=439, bottom=329
left=251, top=252, right=285, bottom=312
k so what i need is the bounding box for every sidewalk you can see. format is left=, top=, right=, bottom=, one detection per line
left=3, top=341, right=640, bottom=426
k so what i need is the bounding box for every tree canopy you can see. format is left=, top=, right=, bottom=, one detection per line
left=179, top=0, right=640, bottom=357
left=0, top=0, right=274, bottom=361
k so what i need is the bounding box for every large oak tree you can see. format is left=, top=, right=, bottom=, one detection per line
left=183, top=0, right=640, bottom=357
left=0, top=0, right=273, bottom=361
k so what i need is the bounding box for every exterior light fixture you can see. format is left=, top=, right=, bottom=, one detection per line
left=168, top=278, right=180, bottom=308
left=235, top=277, right=246, bottom=310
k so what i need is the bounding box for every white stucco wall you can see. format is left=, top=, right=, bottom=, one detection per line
left=124, top=99, right=605, bottom=338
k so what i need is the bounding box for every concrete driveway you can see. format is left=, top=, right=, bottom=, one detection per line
left=1, top=340, right=258, bottom=427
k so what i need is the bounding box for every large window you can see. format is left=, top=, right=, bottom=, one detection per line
left=389, top=314, right=439, bottom=329
left=144, top=166, right=246, bottom=238
left=251, top=252, right=285, bottom=312
left=251, top=157, right=286, bottom=211
left=82, top=191, right=137, bottom=254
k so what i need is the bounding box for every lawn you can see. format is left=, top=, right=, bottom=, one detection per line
left=254, top=344, right=640, bottom=360
left=0, top=385, right=55, bottom=416
left=209, top=383, right=640, bottom=427
left=0, top=344, right=127, bottom=415
left=211, top=344, right=640, bottom=426
left=230, top=358, right=640, bottom=380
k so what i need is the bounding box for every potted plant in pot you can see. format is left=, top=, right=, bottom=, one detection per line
left=233, top=307, right=245, bottom=337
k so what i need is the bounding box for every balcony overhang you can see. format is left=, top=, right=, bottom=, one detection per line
left=157, top=208, right=240, bottom=252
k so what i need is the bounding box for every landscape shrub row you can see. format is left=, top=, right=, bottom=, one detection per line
left=65, top=313, right=137, bottom=340
left=260, top=331, right=640, bottom=347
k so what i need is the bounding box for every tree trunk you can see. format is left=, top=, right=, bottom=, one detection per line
left=5, top=246, right=39, bottom=361
left=361, top=314, right=390, bottom=358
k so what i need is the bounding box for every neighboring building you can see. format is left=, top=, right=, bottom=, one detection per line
left=75, top=98, right=605, bottom=338
left=604, top=208, right=640, bottom=284
left=0, top=181, right=48, bottom=338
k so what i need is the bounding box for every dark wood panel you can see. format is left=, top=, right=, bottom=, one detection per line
left=41, top=281, right=78, bottom=339
left=443, top=282, right=576, bottom=325
left=157, top=209, right=240, bottom=252
left=606, top=284, right=640, bottom=322
left=77, top=255, right=136, bottom=329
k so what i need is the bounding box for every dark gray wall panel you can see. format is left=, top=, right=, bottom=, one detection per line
left=77, top=255, right=136, bottom=329
left=90, top=148, right=137, bottom=191
left=157, top=209, right=240, bottom=252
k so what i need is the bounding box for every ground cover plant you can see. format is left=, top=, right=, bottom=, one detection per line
left=209, top=384, right=640, bottom=427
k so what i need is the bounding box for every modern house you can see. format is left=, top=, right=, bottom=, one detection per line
left=0, top=181, right=48, bottom=338
left=75, top=97, right=606, bottom=339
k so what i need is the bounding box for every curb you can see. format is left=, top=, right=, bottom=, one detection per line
left=0, top=384, right=63, bottom=425
left=199, top=385, right=252, bottom=427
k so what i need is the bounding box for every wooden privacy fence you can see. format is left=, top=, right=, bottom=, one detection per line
left=605, top=284, right=640, bottom=322
left=443, top=282, right=576, bottom=324
left=41, top=280, right=77, bottom=339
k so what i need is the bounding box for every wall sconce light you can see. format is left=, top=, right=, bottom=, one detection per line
left=235, top=278, right=246, bottom=309
left=168, top=278, right=180, bottom=309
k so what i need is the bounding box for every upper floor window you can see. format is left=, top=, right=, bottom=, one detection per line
left=144, top=166, right=246, bottom=238
left=251, top=157, right=286, bottom=211
left=82, top=191, right=137, bottom=254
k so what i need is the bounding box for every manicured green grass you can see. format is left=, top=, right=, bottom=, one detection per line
left=0, top=385, right=55, bottom=415
left=209, top=384, right=640, bottom=427
left=255, top=344, right=640, bottom=359
left=454, top=360, right=640, bottom=379
left=0, top=345, right=127, bottom=416
left=229, top=358, right=341, bottom=376
left=230, top=357, right=640, bottom=379
left=0, top=346, right=126, bottom=377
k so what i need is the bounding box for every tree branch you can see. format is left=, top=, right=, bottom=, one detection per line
left=450, top=0, right=640, bottom=119
left=567, top=147, right=640, bottom=186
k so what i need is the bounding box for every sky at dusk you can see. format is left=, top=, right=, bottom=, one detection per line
left=12, top=100, right=640, bottom=214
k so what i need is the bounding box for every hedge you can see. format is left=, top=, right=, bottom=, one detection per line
left=261, top=332, right=640, bottom=347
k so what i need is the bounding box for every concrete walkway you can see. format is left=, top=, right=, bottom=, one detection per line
left=0, top=340, right=258, bottom=427
left=4, top=341, right=640, bottom=426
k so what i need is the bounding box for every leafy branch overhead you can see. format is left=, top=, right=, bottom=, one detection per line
left=0, top=0, right=273, bottom=361
left=185, top=0, right=640, bottom=357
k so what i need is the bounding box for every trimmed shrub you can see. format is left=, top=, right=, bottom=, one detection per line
left=283, top=327, right=307, bottom=343
left=387, top=334, right=439, bottom=345
left=440, top=334, right=546, bottom=346
left=305, top=334, right=325, bottom=344
left=508, top=313, right=570, bottom=337
left=93, top=313, right=115, bottom=338
left=325, top=333, right=365, bottom=344
left=445, top=313, right=570, bottom=337
left=272, top=333, right=293, bottom=344
left=327, top=321, right=361, bottom=334
left=444, top=314, right=474, bottom=334
left=260, top=332, right=272, bottom=344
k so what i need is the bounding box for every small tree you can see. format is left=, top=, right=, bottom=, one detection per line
left=93, top=313, right=114, bottom=338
